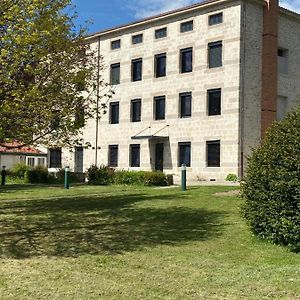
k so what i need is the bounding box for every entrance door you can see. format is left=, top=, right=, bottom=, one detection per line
left=155, top=143, right=164, bottom=171
left=74, top=147, right=84, bottom=173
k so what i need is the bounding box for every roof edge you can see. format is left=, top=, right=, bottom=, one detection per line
left=279, top=6, right=300, bottom=21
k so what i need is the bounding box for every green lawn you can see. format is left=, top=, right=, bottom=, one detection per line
left=0, top=184, right=299, bottom=299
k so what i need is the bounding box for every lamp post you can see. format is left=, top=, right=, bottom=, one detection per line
left=181, top=164, right=187, bottom=191
left=64, top=166, right=70, bottom=189
left=1, top=166, right=6, bottom=186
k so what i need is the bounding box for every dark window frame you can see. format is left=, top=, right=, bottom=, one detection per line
left=180, top=20, right=194, bottom=33
left=154, top=53, right=167, bottom=78
left=110, top=63, right=120, bottom=85
left=49, top=148, right=62, bottom=168
left=108, top=145, right=119, bottom=167
left=132, top=34, right=143, bottom=44
left=178, top=142, right=191, bottom=167
left=111, top=39, right=121, bottom=50
left=155, top=27, right=167, bottom=39
left=154, top=96, right=166, bottom=120
left=208, top=41, right=223, bottom=68
left=109, top=101, right=120, bottom=124
left=207, top=140, right=221, bottom=167
left=209, top=13, right=223, bottom=26
left=131, top=99, right=142, bottom=122
left=179, top=92, right=192, bottom=118
left=180, top=47, right=193, bottom=73
left=131, top=58, right=143, bottom=82
left=207, top=88, right=221, bottom=116
left=130, top=144, right=141, bottom=167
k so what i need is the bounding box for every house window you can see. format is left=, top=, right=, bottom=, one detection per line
left=277, top=96, right=288, bottom=120
left=130, top=144, right=140, bottom=167
left=109, top=102, right=119, bottom=124
left=110, top=63, right=120, bottom=85
left=209, top=13, right=223, bottom=25
left=38, top=158, right=45, bottom=166
left=27, top=157, right=35, bottom=167
left=180, top=47, right=193, bottom=73
left=49, top=148, right=62, bottom=168
left=74, top=104, right=85, bottom=129
left=132, top=34, right=143, bottom=44
left=132, top=58, right=142, bottom=82
left=278, top=48, right=288, bottom=74
left=111, top=39, right=121, bottom=50
left=180, top=92, right=192, bottom=118
left=208, top=41, right=222, bottom=68
left=154, top=96, right=166, bottom=120
left=131, top=99, right=142, bottom=122
left=180, top=21, right=193, bottom=33
left=155, top=53, right=166, bottom=78
left=155, top=27, right=167, bottom=39
left=207, top=140, right=220, bottom=167
left=178, top=142, right=191, bottom=167
left=208, top=89, right=221, bottom=116
left=108, top=145, right=118, bottom=167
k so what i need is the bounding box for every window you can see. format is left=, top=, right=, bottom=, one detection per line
left=155, top=27, right=167, bottom=39
left=131, top=99, right=142, bottom=122
left=208, top=41, right=222, bottom=68
left=130, top=144, right=140, bottom=167
left=180, top=21, right=193, bottom=33
left=180, top=47, right=193, bottom=73
left=155, top=53, right=166, bottom=78
left=109, top=102, right=119, bottom=124
left=111, top=39, right=121, bottom=50
left=208, top=89, right=221, bottom=116
left=108, top=145, right=118, bottom=167
left=154, top=96, right=166, bottom=120
left=277, top=96, right=288, bottom=120
left=50, top=110, right=60, bottom=130
left=180, top=92, right=192, bottom=118
left=132, top=58, right=142, bottom=82
left=178, top=142, right=191, bottom=167
left=38, top=158, right=45, bottom=166
left=132, top=34, right=143, bottom=44
left=49, top=148, right=62, bottom=168
left=74, top=104, right=85, bottom=129
left=209, top=13, right=223, bottom=25
left=27, top=157, right=35, bottom=167
left=207, top=140, right=220, bottom=167
left=110, top=63, right=120, bottom=85
left=278, top=48, right=288, bottom=74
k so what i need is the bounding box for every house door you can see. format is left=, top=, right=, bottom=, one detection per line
left=155, top=143, right=164, bottom=171
left=74, top=147, right=84, bottom=173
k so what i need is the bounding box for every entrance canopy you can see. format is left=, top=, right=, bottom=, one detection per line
left=131, top=125, right=169, bottom=140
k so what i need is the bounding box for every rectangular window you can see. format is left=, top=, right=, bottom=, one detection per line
left=27, top=157, right=35, bottom=167
left=109, top=102, right=119, bottom=124
left=278, top=48, right=288, bottom=74
left=74, top=104, right=85, bottom=129
left=180, top=47, right=193, bottom=73
left=131, top=99, right=142, bottom=122
left=132, top=34, right=143, bottom=44
left=208, top=41, right=222, bottom=68
left=49, top=148, right=62, bottom=168
left=108, top=145, right=118, bottom=167
left=178, top=142, right=191, bottom=167
left=180, top=20, right=193, bottom=33
left=208, top=89, right=221, bottom=116
left=110, top=63, right=120, bottom=85
left=277, top=96, right=288, bottom=120
left=130, top=144, right=140, bottom=167
left=209, top=13, right=223, bottom=25
left=38, top=158, right=45, bottom=166
left=155, top=27, right=167, bottom=39
left=155, top=53, right=166, bottom=78
left=180, top=92, right=192, bottom=118
left=154, top=96, right=166, bottom=120
left=207, top=140, right=220, bottom=167
left=111, top=39, right=121, bottom=50
left=132, top=58, right=142, bottom=82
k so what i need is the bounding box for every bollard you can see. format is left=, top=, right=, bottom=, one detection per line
left=181, top=164, right=187, bottom=191
left=64, top=166, right=70, bottom=189
left=1, top=166, right=6, bottom=186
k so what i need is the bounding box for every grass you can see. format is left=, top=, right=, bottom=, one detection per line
left=0, top=184, right=299, bottom=299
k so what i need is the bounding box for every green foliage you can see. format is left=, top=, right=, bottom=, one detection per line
left=56, top=169, right=86, bottom=183
left=10, top=163, right=31, bottom=179
left=87, top=165, right=114, bottom=185
left=25, top=166, right=50, bottom=184
left=242, top=108, right=300, bottom=252
left=141, top=172, right=168, bottom=186
left=226, top=174, right=238, bottom=182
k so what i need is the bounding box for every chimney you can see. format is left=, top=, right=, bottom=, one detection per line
left=261, top=0, right=279, bottom=138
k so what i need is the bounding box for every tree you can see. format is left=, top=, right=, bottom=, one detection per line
left=242, top=107, right=300, bottom=252
left=0, top=0, right=113, bottom=148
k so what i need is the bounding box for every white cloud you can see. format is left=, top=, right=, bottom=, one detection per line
left=126, top=0, right=200, bottom=19
left=280, top=0, right=300, bottom=13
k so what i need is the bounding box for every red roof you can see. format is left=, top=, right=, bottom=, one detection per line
left=0, top=141, right=46, bottom=155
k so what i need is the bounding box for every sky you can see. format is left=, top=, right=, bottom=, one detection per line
left=71, top=0, right=300, bottom=34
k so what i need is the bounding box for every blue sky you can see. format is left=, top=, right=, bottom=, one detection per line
left=71, top=0, right=300, bottom=34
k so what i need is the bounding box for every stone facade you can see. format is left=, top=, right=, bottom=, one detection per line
left=56, top=0, right=300, bottom=183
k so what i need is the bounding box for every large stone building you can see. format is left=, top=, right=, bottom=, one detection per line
left=50, top=0, right=300, bottom=183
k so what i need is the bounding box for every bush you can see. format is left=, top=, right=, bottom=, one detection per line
left=142, top=171, right=168, bottom=186
left=87, top=165, right=114, bottom=185
left=56, top=169, right=86, bottom=183
left=25, top=166, right=49, bottom=184
left=226, top=174, right=238, bottom=182
left=10, top=163, right=31, bottom=179
left=241, top=108, right=300, bottom=251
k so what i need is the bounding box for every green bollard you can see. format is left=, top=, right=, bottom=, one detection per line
left=64, top=166, right=70, bottom=189
left=181, top=164, right=187, bottom=191
left=1, top=166, right=6, bottom=186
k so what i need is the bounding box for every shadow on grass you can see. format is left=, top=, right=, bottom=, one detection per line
left=0, top=192, right=227, bottom=258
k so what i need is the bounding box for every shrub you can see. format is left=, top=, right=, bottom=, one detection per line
left=87, top=165, right=114, bottom=185
left=226, top=173, right=238, bottom=182
left=10, top=163, right=31, bottom=179
left=56, top=169, right=86, bottom=183
left=241, top=108, right=300, bottom=251
left=142, top=171, right=168, bottom=186
left=25, top=166, right=49, bottom=184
